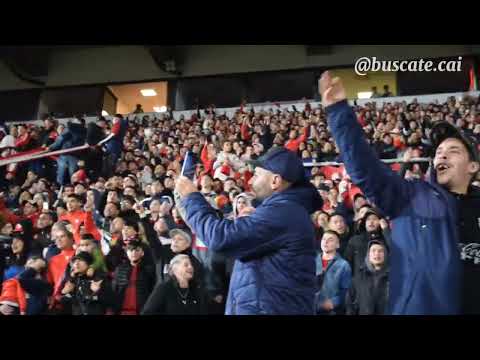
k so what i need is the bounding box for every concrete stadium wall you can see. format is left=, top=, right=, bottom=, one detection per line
left=0, top=45, right=475, bottom=92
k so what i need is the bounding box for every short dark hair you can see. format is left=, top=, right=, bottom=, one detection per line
left=81, top=234, right=96, bottom=242
left=122, top=195, right=136, bottom=205
left=67, top=194, right=83, bottom=203
left=106, top=202, right=120, bottom=210
left=329, top=213, right=345, bottom=221
left=124, top=220, right=139, bottom=233
left=323, top=230, right=340, bottom=241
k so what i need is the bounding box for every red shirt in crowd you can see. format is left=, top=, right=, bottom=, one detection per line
left=60, top=210, right=101, bottom=244
left=322, top=259, right=329, bottom=271
left=26, top=211, right=41, bottom=229
left=243, top=172, right=253, bottom=192
left=0, top=278, right=28, bottom=315
left=285, top=127, right=309, bottom=152
left=14, top=133, right=31, bottom=149
left=0, top=199, right=41, bottom=228
left=121, top=265, right=138, bottom=315
left=47, top=248, right=75, bottom=299
left=240, top=122, right=251, bottom=141
left=200, top=144, right=215, bottom=176
left=111, top=117, right=122, bottom=137
left=321, top=165, right=345, bottom=180
left=72, top=169, right=87, bottom=183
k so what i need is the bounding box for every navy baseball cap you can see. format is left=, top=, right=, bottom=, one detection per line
left=249, top=147, right=306, bottom=184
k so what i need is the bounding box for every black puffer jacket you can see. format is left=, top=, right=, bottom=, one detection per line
left=345, top=242, right=389, bottom=315
left=60, top=270, right=114, bottom=315
left=111, top=259, right=157, bottom=314
left=344, top=229, right=391, bottom=277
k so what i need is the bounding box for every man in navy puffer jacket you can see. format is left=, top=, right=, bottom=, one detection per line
left=175, top=147, right=323, bottom=315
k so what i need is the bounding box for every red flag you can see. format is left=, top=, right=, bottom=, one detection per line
left=469, top=65, right=477, bottom=92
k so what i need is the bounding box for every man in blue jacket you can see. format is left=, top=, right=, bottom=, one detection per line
left=47, top=119, right=87, bottom=186
left=175, top=147, right=323, bottom=315
left=315, top=230, right=352, bottom=315
left=320, top=71, right=480, bottom=315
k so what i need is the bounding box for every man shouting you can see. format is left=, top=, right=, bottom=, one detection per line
left=320, top=71, right=480, bottom=314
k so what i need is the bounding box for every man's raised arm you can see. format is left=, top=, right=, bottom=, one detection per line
left=320, top=71, right=412, bottom=218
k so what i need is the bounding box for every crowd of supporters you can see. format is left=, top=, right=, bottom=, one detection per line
left=0, top=93, right=479, bottom=315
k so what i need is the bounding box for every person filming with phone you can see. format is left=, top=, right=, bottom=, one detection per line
left=175, top=146, right=323, bottom=315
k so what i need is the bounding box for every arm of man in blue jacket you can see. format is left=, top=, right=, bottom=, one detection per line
left=320, top=71, right=413, bottom=218
left=176, top=178, right=282, bottom=260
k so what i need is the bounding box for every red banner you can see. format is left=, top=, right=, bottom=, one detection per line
left=0, top=144, right=90, bottom=167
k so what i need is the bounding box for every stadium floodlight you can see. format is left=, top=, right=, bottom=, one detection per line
left=357, top=91, right=373, bottom=99
left=141, top=89, right=157, bottom=97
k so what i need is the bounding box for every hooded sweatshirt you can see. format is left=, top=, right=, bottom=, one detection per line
left=346, top=241, right=389, bottom=315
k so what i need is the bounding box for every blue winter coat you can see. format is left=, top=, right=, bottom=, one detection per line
left=326, top=100, right=461, bottom=315
left=314, top=253, right=352, bottom=314
left=49, top=123, right=87, bottom=152
left=182, top=182, right=323, bottom=315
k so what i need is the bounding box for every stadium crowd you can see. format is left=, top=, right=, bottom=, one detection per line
left=0, top=92, right=479, bottom=315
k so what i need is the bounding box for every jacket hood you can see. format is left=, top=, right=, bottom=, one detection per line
left=364, top=239, right=389, bottom=274
left=67, top=122, right=86, bottom=134
left=232, top=192, right=256, bottom=219
left=268, top=181, right=323, bottom=214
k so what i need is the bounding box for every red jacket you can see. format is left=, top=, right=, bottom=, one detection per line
left=0, top=278, right=28, bottom=315
left=60, top=210, right=101, bottom=244
left=285, top=127, right=309, bottom=152
left=0, top=199, right=39, bottom=226
left=15, top=133, right=31, bottom=149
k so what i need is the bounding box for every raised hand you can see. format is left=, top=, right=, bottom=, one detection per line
left=175, top=176, right=199, bottom=198
left=319, top=71, right=347, bottom=108
left=90, top=279, right=103, bottom=293
left=62, top=281, right=75, bottom=295
left=379, top=218, right=390, bottom=231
